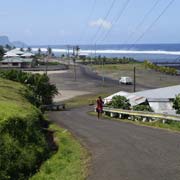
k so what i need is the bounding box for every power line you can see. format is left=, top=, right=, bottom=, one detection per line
left=98, top=0, right=131, bottom=43
left=79, top=0, right=97, bottom=44
left=91, top=0, right=117, bottom=44
left=130, top=0, right=175, bottom=47
left=123, top=0, right=161, bottom=45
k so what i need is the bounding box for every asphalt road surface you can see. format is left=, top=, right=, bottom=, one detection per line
left=49, top=64, right=180, bottom=180
left=49, top=106, right=180, bottom=180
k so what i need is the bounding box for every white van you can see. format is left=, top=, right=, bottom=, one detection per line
left=119, top=77, right=133, bottom=85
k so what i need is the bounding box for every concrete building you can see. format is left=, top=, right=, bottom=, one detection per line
left=1, top=49, right=35, bottom=68
left=0, top=58, right=34, bottom=68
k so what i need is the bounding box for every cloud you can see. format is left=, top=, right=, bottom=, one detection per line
left=89, top=18, right=112, bottom=29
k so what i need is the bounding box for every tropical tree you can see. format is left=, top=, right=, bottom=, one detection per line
left=173, top=94, right=180, bottom=114
left=38, top=48, right=41, bottom=55
left=109, top=95, right=130, bottom=110
left=0, top=46, right=5, bottom=61
left=75, top=45, right=80, bottom=57
left=20, top=47, right=24, bottom=52
left=27, top=47, right=32, bottom=52
left=47, top=47, right=52, bottom=56
left=0, top=70, right=58, bottom=106
left=5, top=44, right=12, bottom=50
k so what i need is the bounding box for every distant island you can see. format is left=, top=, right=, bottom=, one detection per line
left=0, top=35, right=27, bottom=48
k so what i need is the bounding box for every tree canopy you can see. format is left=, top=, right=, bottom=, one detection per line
left=109, top=95, right=130, bottom=110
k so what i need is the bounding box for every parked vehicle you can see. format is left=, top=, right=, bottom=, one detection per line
left=119, top=77, right=133, bottom=85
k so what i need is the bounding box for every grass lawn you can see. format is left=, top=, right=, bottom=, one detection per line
left=30, top=124, right=89, bottom=180
left=90, top=63, right=180, bottom=87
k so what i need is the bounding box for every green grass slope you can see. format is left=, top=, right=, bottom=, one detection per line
left=0, top=78, right=50, bottom=180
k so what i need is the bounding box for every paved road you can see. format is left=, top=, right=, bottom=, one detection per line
left=49, top=106, right=180, bottom=180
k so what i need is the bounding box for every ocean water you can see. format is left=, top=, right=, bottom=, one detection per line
left=32, top=44, right=180, bottom=62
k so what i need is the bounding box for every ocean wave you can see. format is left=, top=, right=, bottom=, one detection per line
left=32, top=48, right=180, bottom=56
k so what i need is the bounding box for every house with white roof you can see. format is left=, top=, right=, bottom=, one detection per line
left=1, top=49, right=35, bottom=68
left=0, top=58, right=34, bottom=68
left=104, top=85, right=180, bottom=115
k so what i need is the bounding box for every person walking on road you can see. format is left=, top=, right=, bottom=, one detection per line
left=96, top=96, right=104, bottom=119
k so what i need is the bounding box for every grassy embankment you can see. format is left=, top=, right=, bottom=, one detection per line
left=0, top=77, right=88, bottom=180
left=30, top=124, right=88, bottom=180
left=90, top=63, right=180, bottom=87
left=0, top=78, right=50, bottom=180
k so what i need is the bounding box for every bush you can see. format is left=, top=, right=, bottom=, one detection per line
left=144, top=60, right=177, bottom=75
left=173, top=94, right=180, bottom=114
left=133, top=104, right=152, bottom=112
left=0, top=78, right=51, bottom=180
left=0, top=70, right=58, bottom=106
left=109, top=95, right=130, bottom=109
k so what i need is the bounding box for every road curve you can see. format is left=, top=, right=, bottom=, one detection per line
left=48, top=106, right=180, bottom=180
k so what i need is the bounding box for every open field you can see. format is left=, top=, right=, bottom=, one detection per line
left=90, top=63, right=180, bottom=87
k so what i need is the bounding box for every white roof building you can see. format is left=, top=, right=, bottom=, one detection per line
left=104, top=85, right=180, bottom=115
left=4, top=49, right=34, bottom=58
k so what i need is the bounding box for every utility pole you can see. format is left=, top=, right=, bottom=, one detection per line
left=102, top=57, right=105, bottom=86
left=73, top=57, right=76, bottom=81
left=133, top=66, right=136, bottom=92
left=67, top=45, right=70, bottom=65
left=94, top=43, right=97, bottom=58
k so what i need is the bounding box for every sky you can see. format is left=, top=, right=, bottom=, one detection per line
left=0, top=0, right=179, bottom=45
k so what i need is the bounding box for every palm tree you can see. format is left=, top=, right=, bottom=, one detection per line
left=38, top=48, right=41, bottom=55
left=75, top=45, right=80, bottom=57
left=27, top=47, right=32, bottom=52
left=47, top=47, right=52, bottom=56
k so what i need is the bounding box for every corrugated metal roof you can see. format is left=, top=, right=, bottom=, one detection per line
left=134, top=85, right=180, bottom=99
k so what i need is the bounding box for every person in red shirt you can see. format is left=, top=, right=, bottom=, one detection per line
left=96, top=96, right=104, bottom=119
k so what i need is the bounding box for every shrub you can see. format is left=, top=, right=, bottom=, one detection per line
left=173, top=94, right=180, bottom=114
left=109, top=95, right=130, bottom=109
left=133, top=104, right=152, bottom=112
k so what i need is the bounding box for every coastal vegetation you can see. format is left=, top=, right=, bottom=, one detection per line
left=0, top=69, right=58, bottom=106
left=0, top=78, right=51, bottom=180
left=144, top=60, right=177, bottom=75
left=79, top=56, right=138, bottom=65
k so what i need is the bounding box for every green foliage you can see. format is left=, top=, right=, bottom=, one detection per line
left=27, top=47, right=32, bottom=52
left=5, top=44, right=12, bottom=50
left=133, top=104, right=152, bottom=112
left=173, top=94, right=180, bottom=114
left=144, top=60, right=177, bottom=75
left=0, top=70, right=58, bottom=106
left=47, top=47, right=52, bottom=56
left=80, top=56, right=138, bottom=65
left=0, top=78, right=50, bottom=180
left=30, top=125, right=88, bottom=180
left=20, top=47, right=24, bottom=52
left=109, top=95, right=130, bottom=109
left=0, top=45, right=5, bottom=61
